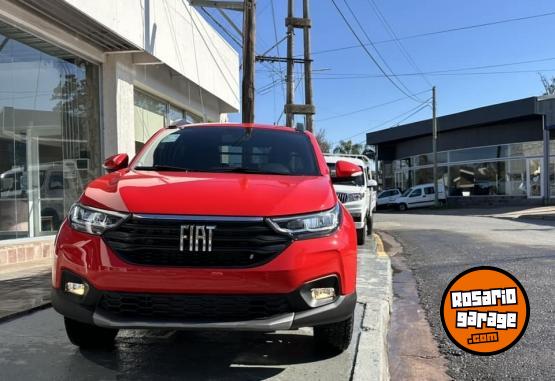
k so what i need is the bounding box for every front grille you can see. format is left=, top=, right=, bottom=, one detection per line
left=102, top=216, right=292, bottom=268
left=337, top=192, right=349, bottom=203
left=98, top=292, right=293, bottom=321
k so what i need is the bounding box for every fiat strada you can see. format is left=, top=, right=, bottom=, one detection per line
left=52, top=122, right=359, bottom=352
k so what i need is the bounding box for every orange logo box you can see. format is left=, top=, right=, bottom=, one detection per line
left=440, top=266, right=529, bottom=355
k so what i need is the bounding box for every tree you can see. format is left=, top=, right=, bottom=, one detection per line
left=333, top=140, right=363, bottom=155
left=539, top=73, right=555, bottom=95
left=315, top=128, right=332, bottom=153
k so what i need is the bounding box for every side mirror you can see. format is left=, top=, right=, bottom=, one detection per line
left=335, top=160, right=363, bottom=178
left=368, top=179, right=378, bottom=188
left=103, top=153, right=129, bottom=173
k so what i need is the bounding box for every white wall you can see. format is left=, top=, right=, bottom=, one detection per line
left=0, top=0, right=239, bottom=158
left=63, top=0, right=240, bottom=112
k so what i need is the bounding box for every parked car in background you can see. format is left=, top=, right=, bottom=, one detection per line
left=0, top=162, right=83, bottom=237
left=324, top=154, right=377, bottom=245
left=52, top=123, right=359, bottom=353
left=394, top=182, right=446, bottom=211
left=376, top=188, right=402, bottom=209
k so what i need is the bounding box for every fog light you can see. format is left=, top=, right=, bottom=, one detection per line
left=311, top=287, right=336, bottom=301
left=65, top=282, right=89, bottom=297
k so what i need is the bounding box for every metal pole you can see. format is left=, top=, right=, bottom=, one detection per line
left=241, top=0, right=255, bottom=123
left=432, top=86, right=439, bottom=207
left=285, top=0, right=295, bottom=127
left=543, top=115, right=551, bottom=205
left=303, top=0, right=313, bottom=132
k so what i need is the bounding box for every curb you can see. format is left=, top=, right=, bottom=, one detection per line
left=352, top=234, right=393, bottom=381
left=0, top=302, right=52, bottom=324
left=516, top=214, right=555, bottom=221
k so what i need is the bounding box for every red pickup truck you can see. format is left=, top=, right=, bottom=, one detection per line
left=52, top=122, right=358, bottom=353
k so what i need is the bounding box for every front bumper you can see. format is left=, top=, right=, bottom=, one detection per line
left=53, top=217, right=357, bottom=296
left=52, top=208, right=358, bottom=331
left=52, top=286, right=357, bottom=331
left=343, top=204, right=366, bottom=229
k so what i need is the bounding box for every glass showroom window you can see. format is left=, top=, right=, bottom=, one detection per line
left=134, top=90, right=204, bottom=152
left=449, top=161, right=510, bottom=196
left=413, top=166, right=447, bottom=186
left=0, top=22, right=101, bottom=240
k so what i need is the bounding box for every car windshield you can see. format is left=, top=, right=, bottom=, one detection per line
left=401, top=188, right=413, bottom=197
left=134, top=126, right=320, bottom=176
left=327, top=163, right=365, bottom=186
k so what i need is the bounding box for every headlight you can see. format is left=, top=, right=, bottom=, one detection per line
left=344, top=193, right=365, bottom=203
left=267, top=203, right=341, bottom=239
left=68, top=204, right=128, bottom=235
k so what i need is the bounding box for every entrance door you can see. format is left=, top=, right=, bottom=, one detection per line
left=526, top=158, right=543, bottom=198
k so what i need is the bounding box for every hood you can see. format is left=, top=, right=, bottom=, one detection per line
left=80, top=169, right=336, bottom=217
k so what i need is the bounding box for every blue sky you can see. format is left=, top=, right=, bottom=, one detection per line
left=207, top=0, right=555, bottom=147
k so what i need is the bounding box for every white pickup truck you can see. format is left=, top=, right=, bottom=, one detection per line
left=324, top=154, right=377, bottom=245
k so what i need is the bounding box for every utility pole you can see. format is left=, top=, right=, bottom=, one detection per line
left=283, top=0, right=315, bottom=130
left=432, top=86, right=439, bottom=207
left=189, top=0, right=256, bottom=123
left=242, top=0, right=256, bottom=123
left=285, top=0, right=295, bottom=128
left=302, top=0, right=314, bottom=132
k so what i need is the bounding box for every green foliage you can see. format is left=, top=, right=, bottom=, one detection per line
left=333, top=140, right=363, bottom=155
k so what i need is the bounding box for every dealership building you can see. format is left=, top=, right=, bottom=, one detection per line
left=0, top=0, right=239, bottom=264
left=367, top=96, right=555, bottom=206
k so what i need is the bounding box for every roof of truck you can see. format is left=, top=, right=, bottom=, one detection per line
left=167, top=121, right=303, bottom=133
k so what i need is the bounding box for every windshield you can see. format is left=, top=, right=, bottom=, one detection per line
left=402, top=188, right=413, bottom=197
left=327, top=163, right=365, bottom=186
left=134, top=126, right=320, bottom=176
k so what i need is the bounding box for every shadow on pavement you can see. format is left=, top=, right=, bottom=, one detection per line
left=74, top=329, right=335, bottom=380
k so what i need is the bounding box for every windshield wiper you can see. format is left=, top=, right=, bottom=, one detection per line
left=134, top=165, right=195, bottom=172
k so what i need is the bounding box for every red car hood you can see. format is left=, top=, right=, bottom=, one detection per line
left=81, top=170, right=336, bottom=217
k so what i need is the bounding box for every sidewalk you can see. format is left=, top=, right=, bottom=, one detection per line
left=0, top=259, right=52, bottom=322
left=488, top=205, right=555, bottom=221
left=353, top=235, right=393, bottom=381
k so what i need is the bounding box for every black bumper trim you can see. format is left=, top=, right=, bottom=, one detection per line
left=52, top=286, right=356, bottom=331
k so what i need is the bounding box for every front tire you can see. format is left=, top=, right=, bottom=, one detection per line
left=398, top=203, right=407, bottom=211
left=314, top=315, right=354, bottom=353
left=356, top=227, right=366, bottom=245
left=366, top=216, right=373, bottom=236
left=64, top=317, right=118, bottom=349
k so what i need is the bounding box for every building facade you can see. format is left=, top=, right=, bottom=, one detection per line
left=0, top=0, right=239, bottom=264
left=367, top=97, right=555, bottom=206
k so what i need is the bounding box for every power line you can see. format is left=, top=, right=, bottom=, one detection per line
left=340, top=0, right=423, bottom=102
left=330, top=0, right=422, bottom=102
left=275, top=76, right=303, bottom=125
left=316, top=89, right=430, bottom=122
left=367, top=0, right=432, bottom=88
left=309, top=67, right=555, bottom=80
left=200, top=7, right=242, bottom=47
left=345, top=100, right=431, bottom=141
left=270, top=0, right=286, bottom=122
left=259, top=55, right=555, bottom=77
left=312, top=9, right=555, bottom=56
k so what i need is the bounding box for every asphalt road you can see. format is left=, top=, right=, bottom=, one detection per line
left=375, top=210, right=555, bottom=380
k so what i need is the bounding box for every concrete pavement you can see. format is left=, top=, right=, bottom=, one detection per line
left=353, top=235, right=392, bottom=381
left=0, top=259, right=51, bottom=321
left=488, top=205, right=555, bottom=221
